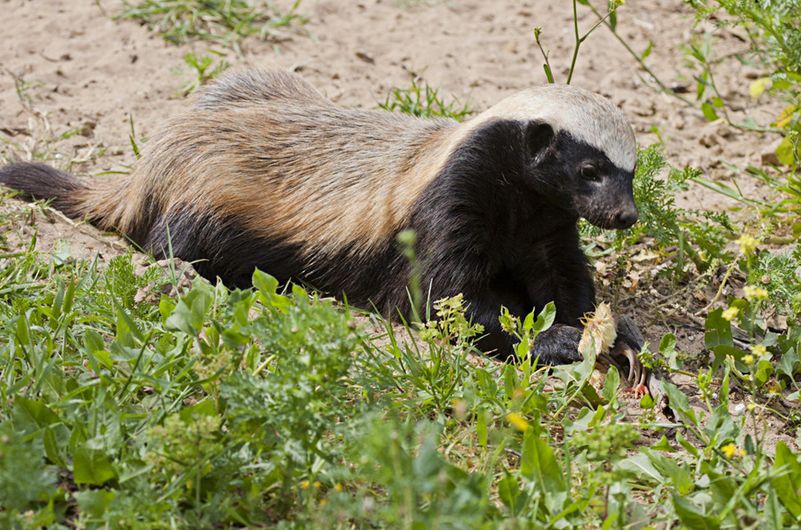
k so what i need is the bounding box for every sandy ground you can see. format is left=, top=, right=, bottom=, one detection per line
left=0, top=0, right=781, bottom=185
left=0, top=1, right=795, bottom=447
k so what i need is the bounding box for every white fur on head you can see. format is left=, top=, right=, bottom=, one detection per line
left=474, top=84, right=637, bottom=172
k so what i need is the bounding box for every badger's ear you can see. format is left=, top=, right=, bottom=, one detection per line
left=525, top=121, right=555, bottom=164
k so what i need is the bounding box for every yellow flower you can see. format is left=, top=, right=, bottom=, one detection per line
left=506, top=412, right=530, bottom=432
left=721, top=443, right=736, bottom=458
left=750, top=344, right=767, bottom=357
left=743, top=285, right=769, bottom=301
left=736, top=235, right=759, bottom=256
left=776, top=105, right=798, bottom=129
left=334, top=483, right=343, bottom=493
left=722, top=307, right=739, bottom=321
left=747, top=402, right=756, bottom=412
left=721, top=443, right=746, bottom=459
left=300, top=480, right=310, bottom=490
left=742, top=354, right=754, bottom=365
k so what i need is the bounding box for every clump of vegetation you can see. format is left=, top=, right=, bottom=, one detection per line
left=180, top=50, right=230, bottom=96
left=688, top=1, right=800, bottom=150
left=0, top=231, right=799, bottom=526
left=379, top=77, right=472, bottom=121
left=120, top=0, right=303, bottom=45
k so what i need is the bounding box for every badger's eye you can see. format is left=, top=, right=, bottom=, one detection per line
left=580, top=164, right=600, bottom=181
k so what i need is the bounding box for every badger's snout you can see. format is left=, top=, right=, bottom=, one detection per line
left=612, top=206, right=639, bottom=229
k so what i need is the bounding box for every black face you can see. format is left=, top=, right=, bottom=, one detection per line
left=524, top=122, right=638, bottom=230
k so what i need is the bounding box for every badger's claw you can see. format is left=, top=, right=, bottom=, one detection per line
left=622, top=383, right=649, bottom=399
left=608, top=340, right=649, bottom=388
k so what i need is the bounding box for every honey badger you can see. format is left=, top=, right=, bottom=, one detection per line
left=0, top=70, right=644, bottom=371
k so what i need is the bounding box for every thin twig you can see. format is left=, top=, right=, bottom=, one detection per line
left=584, top=2, right=694, bottom=106
left=566, top=0, right=581, bottom=85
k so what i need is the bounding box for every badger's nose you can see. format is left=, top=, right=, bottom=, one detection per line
left=615, top=208, right=639, bottom=229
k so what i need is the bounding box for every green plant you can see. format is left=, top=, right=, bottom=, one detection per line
left=120, top=0, right=303, bottom=45
left=533, top=0, right=624, bottom=84
left=689, top=0, right=801, bottom=213
left=180, top=51, right=230, bottom=96
left=379, top=77, right=471, bottom=121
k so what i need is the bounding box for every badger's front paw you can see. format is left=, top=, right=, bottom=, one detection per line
left=530, top=324, right=583, bottom=365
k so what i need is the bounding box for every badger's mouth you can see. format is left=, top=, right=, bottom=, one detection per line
left=580, top=206, right=639, bottom=230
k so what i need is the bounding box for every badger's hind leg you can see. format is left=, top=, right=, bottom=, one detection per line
left=143, top=206, right=304, bottom=289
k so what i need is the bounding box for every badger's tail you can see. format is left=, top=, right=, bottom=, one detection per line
left=0, top=162, right=90, bottom=217
left=0, top=161, right=131, bottom=229
left=1, top=162, right=158, bottom=246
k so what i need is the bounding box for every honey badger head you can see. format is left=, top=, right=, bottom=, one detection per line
left=472, top=84, right=639, bottom=230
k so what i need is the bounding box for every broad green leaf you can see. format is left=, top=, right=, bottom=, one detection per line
left=602, top=366, right=620, bottom=403
left=764, top=487, right=786, bottom=530
left=166, top=283, right=213, bottom=335
left=778, top=348, right=799, bottom=380
left=72, top=447, right=117, bottom=486
left=252, top=268, right=279, bottom=295
left=659, top=333, right=676, bottom=353
left=116, top=307, right=144, bottom=344
left=646, top=450, right=693, bottom=495
left=532, top=302, right=556, bottom=335
left=523, top=311, right=534, bottom=333
left=83, top=329, right=105, bottom=354
left=43, top=426, right=67, bottom=468
left=75, top=489, right=117, bottom=518
left=254, top=269, right=291, bottom=312
left=701, top=102, right=719, bottom=121
left=498, top=472, right=523, bottom=515
left=652, top=435, right=674, bottom=452
left=771, top=442, right=801, bottom=518
left=704, top=309, right=733, bottom=349
left=616, top=452, right=664, bottom=484
left=180, top=398, right=217, bottom=422
left=520, top=431, right=566, bottom=495
left=672, top=495, right=718, bottom=530
left=662, top=381, right=698, bottom=427
left=15, top=313, right=31, bottom=348
left=15, top=397, right=60, bottom=429
left=640, top=393, right=655, bottom=409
